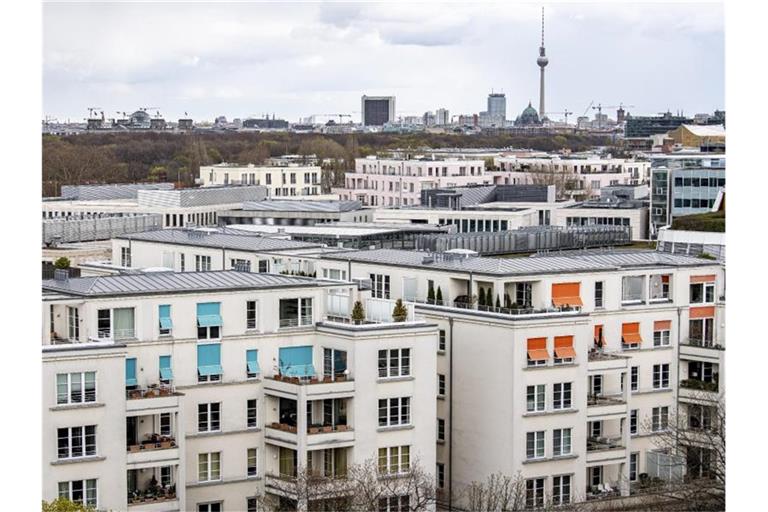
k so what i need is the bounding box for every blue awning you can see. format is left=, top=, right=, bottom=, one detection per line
left=159, top=355, right=173, bottom=380
left=197, top=302, right=222, bottom=327
left=198, top=344, right=222, bottom=376
left=125, top=358, right=137, bottom=386
left=159, top=305, right=172, bottom=329
left=281, top=363, right=316, bottom=378
left=279, top=346, right=314, bottom=377
left=247, top=349, right=260, bottom=375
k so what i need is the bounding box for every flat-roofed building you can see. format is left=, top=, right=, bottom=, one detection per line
left=42, top=270, right=438, bottom=511
left=217, top=200, right=374, bottom=227
left=199, top=163, right=323, bottom=197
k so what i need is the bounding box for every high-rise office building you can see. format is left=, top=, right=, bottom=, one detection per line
left=361, top=95, right=396, bottom=126
left=487, top=93, right=506, bottom=123
left=435, top=108, right=450, bottom=125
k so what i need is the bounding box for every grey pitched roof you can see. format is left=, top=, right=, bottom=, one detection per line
left=118, top=229, right=322, bottom=252
left=42, top=270, right=336, bottom=297
left=242, top=200, right=362, bottom=213
left=322, top=249, right=717, bottom=277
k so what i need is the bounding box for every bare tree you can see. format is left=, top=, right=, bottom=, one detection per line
left=457, top=471, right=589, bottom=512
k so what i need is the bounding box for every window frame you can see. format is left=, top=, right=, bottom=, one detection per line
left=630, top=409, right=638, bottom=435
left=630, top=366, right=639, bottom=392
left=195, top=254, right=212, bottom=272
left=689, top=282, right=716, bottom=304
left=594, top=281, right=604, bottom=309
left=58, top=479, right=97, bottom=508
left=198, top=402, right=221, bottom=433
left=553, top=382, right=572, bottom=410
left=246, top=300, right=258, bottom=330
left=57, top=425, right=96, bottom=459
left=198, top=452, right=222, bottom=482
left=527, top=384, right=546, bottom=412
left=247, top=399, right=258, bottom=429
left=247, top=448, right=258, bottom=477
left=552, top=474, right=572, bottom=506
left=437, top=373, right=446, bottom=396
left=56, top=371, right=96, bottom=405
left=652, top=406, right=670, bottom=432
left=378, top=348, right=411, bottom=378
left=525, top=477, right=545, bottom=509
left=653, top=328, right=671, bottom=347
left=378, top=397, right=411, bottom=427
left=553, top=428, right=572, bottom=457
left=526, top=431, right=545, bottom=460
left=653, top=363, right=670, bottom=389
left=378, top=445, right=410, bottom=475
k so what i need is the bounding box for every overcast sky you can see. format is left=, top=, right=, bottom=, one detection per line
left=43, top=1, right=724, bottom=123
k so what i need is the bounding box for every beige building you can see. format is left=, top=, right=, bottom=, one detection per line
left=199, top=164, right=323, bottom=198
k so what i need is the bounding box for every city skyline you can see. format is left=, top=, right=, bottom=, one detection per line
left=43, top=2, right=724, bottom=123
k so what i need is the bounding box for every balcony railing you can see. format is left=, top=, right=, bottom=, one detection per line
left=126, top=384, right=176, bottom=400
left=683, top=338, right=724, bottom=350
left=419, top=298, right=582, bottom=317
left=279, top=316, right=313, bottom=328
left=587, top=436, right=624, bottom=451
left=127, top=434, right=177, bottom=453
left=269, top=422, right=298, bottom=434
left=95, top=328, right=135, bottom=341
left=128, top=485, right=177, bottom=506
left=308, top=424, right=351, bottom=434
left=680, top=379, right=719, bottom=393
left=588, top=348, right=625, bottom=362
left=587, top=394, right=625, bottom=406
left=270, top=372, right=352, bottom=385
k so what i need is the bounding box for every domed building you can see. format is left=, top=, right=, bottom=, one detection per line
left=514, top=101, right=542, bottom=127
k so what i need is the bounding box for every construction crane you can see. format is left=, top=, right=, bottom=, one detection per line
left=313, top=114, right=353, bottom=124
left=592, top=103, right=635, bottom=129
left=87, top=107, right=102, bottom=119
left=582, top=101, right=594, bottom=117
left=545, top=110, right=573, bottom=124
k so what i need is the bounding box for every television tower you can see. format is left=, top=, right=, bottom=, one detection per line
left=537, top=7, right=549, bottom=121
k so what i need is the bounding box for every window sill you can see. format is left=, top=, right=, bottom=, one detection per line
left=187, top=427, right=262, bottom=439
left=51, top=455, right=105, bottom=466
left=437, top=395, right=446, bottom=401
left=633, top=388, right=672, bottom=396
left=377, top=425, right=414, bottom=433
left=649, top=299, right=673, bottom=304
left=377, top=376, right=415, bottom=383
left=50, top=402, right=104, bottom=411
left=621, top=301, right=646, bottom=307
left=524, top=362, right=578, bottom=371
left=523, top=453, right=578, bottom=465
left=523, top=408, right=579, bottom=418
left=437, top=439, right=446, bottom=445
left=437, top=350, right=446, bottom=355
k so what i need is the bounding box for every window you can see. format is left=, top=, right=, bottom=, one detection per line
left=246, top=300, right=258, bottom=330
left=652, top=406, right=669, bottom=431
left=67, top=307, right=79, bottom=341
left=247, top=497, right=259, bottom=512
left=689, top=404, right=713, bottom=430
left=121, top=246, right=132, bottom=267
left=198, top=403, right=221, bottom=432
left=195, top=255, right=212, bottom=272
left=160, top=413, right=171, bottom=436
left=690, top=282, right=715, bottom=304
left=158, top=305, right=172, bottom=336
left=378, top=397, right=411, bottom=427
left=97, top=307, right=135, bottom=340
left=378, top=445, right=410, bottom=474
left=689, top=317, right=715, bottom=346
left=230, top=258, right=251, bottom=272
left=552, top=475, right=571, bottom=505
left=631, top=366, right=639, bottom=391
left=436, top=463, right=445, bottom=489
left=553, top=428, right=572, bottom=456
left=258, top=260, right=268, bottom=273
left=378, top=496, right=410, bottom=512
left=437, top=418, right=445, bottom=441
left=650, top=274, right=671, bottom=300
left=279, top=298, right=313, bottom=327
left=553, top=382, right=572, bottom=410
left=630, top=453, right=639, bottom=481
left=324, top=348, right=348, bottom=379
left=526, top=478, right=545, bottom=509
left=199, top=500, right=223, bottom=511
left=58, top=479, right=97, bottom=508
left=246, top=349, right=260, bottom=379
left=590, top=375, right=603, bottom=396
left=630, top=410, right=638, bottom=435
left=198, top=452, right=221, bottom=482
left=378, top=348, right=411, bottom=378
left=57, top=426, right=96, bottom=459
left=180, top=253, right=185, bottom=272
left=196, top=302, right=222, bottom=340
left=56, top=372, right=96, bottom=405
left=197, top=344, right=222, bottom=382
left=590, top=421, right=602, bottom=438
left=516, top=282, right=532, bottom=307
left=527, top=384, right=546, bottom=412
left=653, top=364, right=670, bottom=389
left=653, top=324, right=671, bottom=347
left=438, top=329, right=446, bottom=351
left=622, top=276, right=645, bottom=303
left=160, top=465, right=172, bottom=487
left=594, top=281, right=604, bottom=308
left=247, top=399, right=258, bottom=428
left=589, top=466, right=602, bottom=487
left=526, top=431, right=545, bottom=459
left=553, top=335, right=575, bottom=364
left=247, top=448, right=258, bottom=477
left=370, top=273, right=391, bottom=299
left=438, top=374, right=446, bottom=396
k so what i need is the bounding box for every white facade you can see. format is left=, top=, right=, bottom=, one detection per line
left=42, top=272, right=438, bottom=511
left=199, top=164, right=323, bottom=197
left=553, top=206, right=650, bottom=240
left=334, top=157, right=491, bottom=207
left=373, top=206, right=538, bottom=232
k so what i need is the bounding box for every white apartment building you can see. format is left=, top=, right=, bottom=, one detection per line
left=333, top=157, right=491, bottom=207
left=42, top=271, right=438, bottom=511
left=199, top=164, right=322, bottom=197
left=493, top=156, right=650, bottom=199
left=373, top=206, right=539, bottom=232
left=315, top=249, right=724, bottom=507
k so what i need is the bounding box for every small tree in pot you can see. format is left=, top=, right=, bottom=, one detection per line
left=392, top=298, right=408, bottom=322
left=436, top=286, right=444, bottom=305
left=54, top=257, right=71, bottom=269
left=351, top=300, right=365, bottom=325
left=427, top=283, right=435, bottom=304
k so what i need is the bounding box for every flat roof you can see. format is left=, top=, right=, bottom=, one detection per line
left=226, top=223, right=434, bottom=237
left=118, top=229, right=322, bottom=251
left=321, top=249, right=717, bottom=277
left=242, top=200, right=362, bottom=213
left=42, top=270, right=340, bottom=297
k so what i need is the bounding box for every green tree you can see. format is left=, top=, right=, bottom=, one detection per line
left=478, top=288, right=486, bottom=307
left=351, top=301, right=365, bottom=324
left=53, top=257, right=71, bottom=269
left=392, top=298, right=408, bottom=322
left=427, top=282, right=435, bottom=304
left=42, top=498, right=95, bottom=512
left=436, top=286, right=443, bottom=305
left=495, top=294, right=502, bottom=309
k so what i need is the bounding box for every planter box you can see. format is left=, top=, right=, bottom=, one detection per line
left=322, top=426, right=333, bottom=433
left=309, top=427, right=320, bottom=434
left=129, top=445, right=141, bottom=453
left=323, top=376, right=333, bottom=383
left=335, top=375, right=347, bottom=382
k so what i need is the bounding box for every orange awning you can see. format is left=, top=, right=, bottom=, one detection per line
left=690, top=306, right=715, bottom=319
left=661, top=275, right=670, bottom=284
left=654, top=320, right=672, bottom=331
left=690, top=274, right=716, bottom=284
left=594, top=325, right=603, bottom=341
left=527, top=337, right=550, bottom=361
left=622, top=322, right=642, bottom=345
left=552, top=282, right=583, bottom=307
left=554, top=335, right=576, bottom=358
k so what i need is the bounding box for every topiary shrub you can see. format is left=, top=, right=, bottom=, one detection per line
left=351, top=301, right=365, bottom=324
left=392, top=298, right=408, bottom=322
left=54, top=257, right=71, bottom=269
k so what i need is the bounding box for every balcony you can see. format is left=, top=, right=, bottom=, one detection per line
left=126, top=434, right=180, bottom=466
left=587, top=394, right=627, bottom=419
left=307, top=424, right=355, bottom=448
left=127, top=487, right=177, bottom=510
left=587, top=350, right=629, bottom=371
left=586, top=437, right=627, bottom=464
left=126, top=385, right=182, bottom=412
left=446, top=298, right=582, bottom=318
left=679, top=379, right=720, bottom=404
left=680, top=339, right=724, bottom=361
left=264, top=373, right=355, bottom=398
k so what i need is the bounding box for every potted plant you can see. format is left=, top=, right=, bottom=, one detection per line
left=427, top=283, right=435, bottom=304
left=351, top=300, right=365, bottom=324
left=323, top=375, right=333, bottom=383
left=322, top=425, right=333, bottom=433
left=436, top=286, right=443, bottom=305
left=309, top=424, right=321, bottom=434
left=392, top=298, right=408, bottom=322
left=335, top=373, right=347, bottom=382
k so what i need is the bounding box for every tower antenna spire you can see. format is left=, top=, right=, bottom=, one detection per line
left=541, top=6, right=545, bottom=47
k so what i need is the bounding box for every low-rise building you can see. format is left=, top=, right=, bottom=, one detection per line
left=199, top=164, right=323, bottom=197
left=217, top=200, right=374, bottom=227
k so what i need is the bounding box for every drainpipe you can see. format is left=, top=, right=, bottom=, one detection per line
left=448, top=316, right=454, bottom=510
left=221, top=247, right=226, bottom=270
left=675, top=305, right=682, bottom=456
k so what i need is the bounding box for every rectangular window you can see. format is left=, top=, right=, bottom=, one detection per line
left=246, top=349, right=260, bottom=379
left=196, top=302, right=222, bottom=340
left=436, top=462, right=445, bottom=489
left=653, top=364, right=670, bottom=389
left=527, top=384, right=546, bottom=412
left=378, top=348, right=411, bottom=378
left=158, top=304, right=172, bottom=336
left=378, top=496, right=410, bottom=512
left=247, top=448, right=258, bottom=477
left=121, top=246, right=132, bottom=267
left=198, top=503, right=223, bottom=512
left=594, top=281, right=604, bottom=308
left=279, top=297, right=313, bottom=327
left=198, top=452, right=221, bottom=482
left=67, top=307, right=79, bottom=341
left=56, top=372, right=96, bottom=405
left=378, top=397, right=411, bottom=427
left=198, top=403, right=221, bottom=432
left=631, top=366, right=639, bottom=391
left=438, top=374, right=446, bottom=396
left=180, top=253, right=185, bottom=272
left=323, top=348, right=348, bottom=378
left=437, top=418, right=445, bottom=441
left=553, top=382, right=572, bottom=410
left=650, top=274, right=671, bottom=300
left=553, top=428, right=572, bottom=456
left=58, top=479, right=97, bottom=508
left=378, top=445, right=410, bottom=475
left=57, top=426, right=96, bottom=459
left=246, top=300, right=258, bottom=330
left=247, top=399, right=258, bottom=428
left=552, top=475, right=571, bottom=505
left=652, top=406, right=669, bottom=431
left=630, top=453, right=639, bottom=481
left=622, top=275, right=645, bottom=303
left=653, top=328, right=671, bottom=347
left=438, top=329, right=446, bottom=351
left=630, top=409, right=638, bottom=435
left=370, top=273, right=391, bottom=299
left=526, top=431, right=545, bottom=459
left=526, top=478, right=545, bottom=509
left=690, top=282, right=716, bottom=304
left=160, top=413, right=171, bottom=436
left=689, top=317, right=715, bottom=346
left=197, top=343, right=222, bottom=382
left=230, top=258, right=251, bottom=272
left=195, top=255, right=212, bottom=272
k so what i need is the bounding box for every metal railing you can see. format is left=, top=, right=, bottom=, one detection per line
left=126, top=384, right=176, bottom=400
left=587, top=436, right=624, bottom=451
left=96, top=328, right=135, bottom=340
left=278, top=316, right=313, bottom=328
left=680, top=379, right=719, bottom=393
left=683, top=338, right=724, bottom=350
left=587, top=394, right=626, bottom=406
